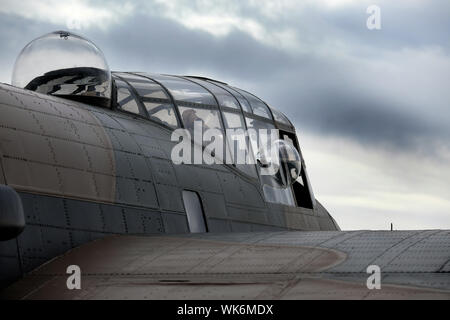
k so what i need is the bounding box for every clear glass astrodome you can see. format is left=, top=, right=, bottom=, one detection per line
left=12, top=31, right=111, bottom=107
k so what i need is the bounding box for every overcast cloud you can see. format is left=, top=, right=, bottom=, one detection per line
left=0, top=0, right=449, bottom=230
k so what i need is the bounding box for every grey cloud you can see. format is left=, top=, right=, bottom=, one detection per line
left=0, top=14, right=66, bottom=83
left=315, top=1, right=450, bottom=53
left=292, top=90, right=448, bottom=152
left=253, top=62, right=450, bottom=157
left=0, top=1, right=449, bottom=159
left=90, top=13, right=295, bottom=80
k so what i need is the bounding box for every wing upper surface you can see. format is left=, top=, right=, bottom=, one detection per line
left=2, top=230, right=449, bottom=299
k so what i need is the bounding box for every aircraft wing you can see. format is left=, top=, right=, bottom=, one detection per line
left=1, top=230, right=449, bottom=299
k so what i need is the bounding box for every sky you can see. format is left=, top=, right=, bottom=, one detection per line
left=0, top=0, right=449, bottom=230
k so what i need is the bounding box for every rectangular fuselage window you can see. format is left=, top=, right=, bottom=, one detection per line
left=182, top=190, right=207, bottom=233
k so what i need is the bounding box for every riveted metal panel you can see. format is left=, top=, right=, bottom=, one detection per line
left=206, top=218, right=231, bottom=233
left=329, top=231, right=419, bottom=273
left=91, top=111, right=124, bottom=130
left=134, top=180, right=158, bottom=208
left=106, top=128, right=141, bottom=154
left=263, top=225, right=287, bottom=232
left=0, top=87, right=22, bottom=107
left=41, top=227, right=71, bottom=258
left=55, top=103, right=98, bottom=126
left=133, top=135, right=167, bottom=159
left=71, top=230, right=106, bottom=248
left=51, top=138, right=90, bottom=170
left=17, top=224, right=44, bottom=260
left=118, top=152, right=153, bottom=181
left=0, top=95, right=116, bottom=202
left=156, top=138, right=178, bottom=160
left=172, top=164, right=202, bottom=190
left=382, top=230, right=450, bottom=273
left=138, top=121, right=173, bottom=140
left=0, top=103, right=43, bottom=134
left=69, top=119, right=110, bottom=147
left=250, top=224, right=280, bottom=232
left=285, top=211, right=306, bottom=230
left=33, top=194, right=67, bottom=228
left=34, top=113, right=79, bottom=141
left=224, top=205, right=267, bottom=226
left=65, top=199, right=104, bottom=232
left=201, top=163, right=229, bottom=173
left=124, top=208, right=164, bottom=234
left=93, top=173, right=116, bottom=202
left=162, top=212, right=189, bottom=234
left=70, top=230, right=92, bottom=248
left=174, top=165, right=222, bottom=193
left=194, top=167, right=222, bottom=193
left=100, top=204, right=126, bottom=234
left=124, top=208, right=146, bottom=234
left=239, top=180, right=265, bottom=208
left=303, top=214, right=321, bottom=230
left=317, top=216, right=336, bottom=230
left=3, top=158, right=60, bottom=194
left=13, top=90, right=60, bottom=118
left=219, top=172, right=245, bottom=203
left=83, top=144, right=114, bottom=175
left=19, top=193, right=66, bottom=228
left=247, top=208, right=268, bottom=225
left=4, top=230, right=450, bottom=299
left=115, top=151, right=136, bottom=179
left=59, top=167, right=98, bottom=199
left=18, top=92, right=65, bottom=118
left=226, top=206, right=248, bottom=221
left=19, top=192, right=40, bottom=225
left=230, top=221, right=253, bottom=232
left=104, top=128, right=124, bottom=151
left=202, top=193, right=227, bottom=219
left=0, top=127, right=54, bottom=164
left=266, top=205, right=287, bottom=228
left=116, top=177, right=139, bottom=205
left=21, top=256, right=48, bottom=273
left=113, top=117, right=149, bottom=136
left=149, top=158, right=178, bottom=186
left=156, top=184, right=184, bottom=212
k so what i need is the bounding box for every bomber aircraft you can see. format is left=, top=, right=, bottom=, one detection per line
left=0, top=31, right=449, bottom=299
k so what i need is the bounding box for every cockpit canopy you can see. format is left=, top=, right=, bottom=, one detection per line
left=12, top=31, right=111, bottom=107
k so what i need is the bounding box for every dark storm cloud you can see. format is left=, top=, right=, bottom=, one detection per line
left=289, top=90, right=448, bottom=151
left=259, top=76, right=450, bottom=156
